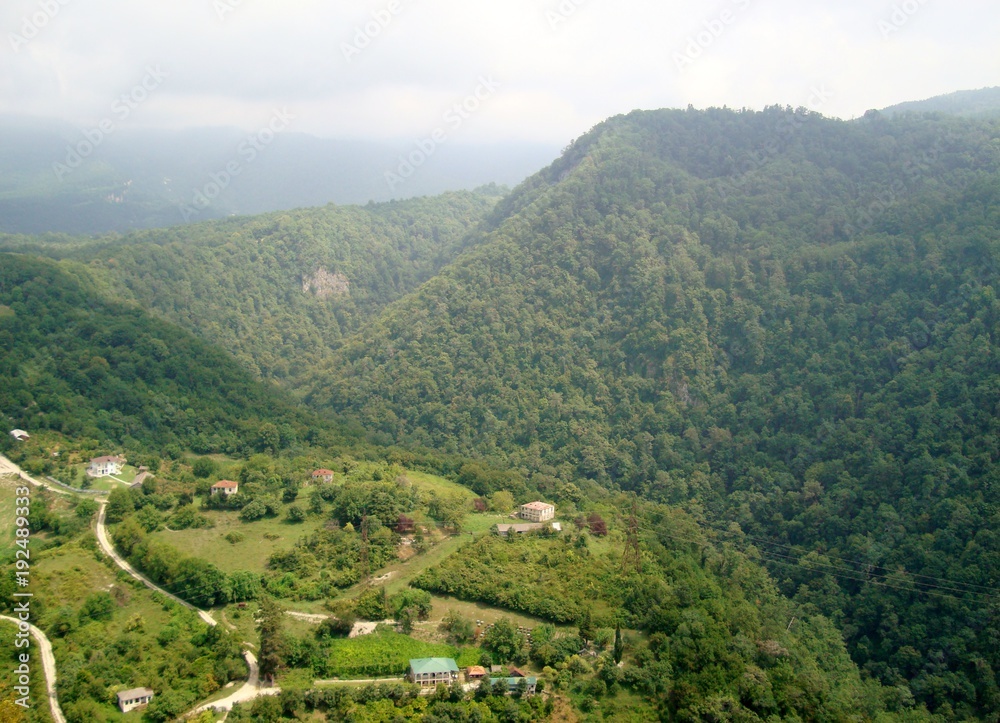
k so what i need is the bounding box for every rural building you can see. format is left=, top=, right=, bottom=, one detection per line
left=210, top=480, right=240, bottom=496
left=9, top=429, right=29, bottom=442
left=312, top=469, right=335, bottom=483
left=466, top=665, right=487, bottom=680
left=130, top=467, right=153, bottom=489
left=88, top=456, right=124, bottom=478
left=519, top=501, right=555, bottom=522
left=408, top=658, right=459, bottom=687
left=116, top=687, right=155, bottom=713
left=489, top=677, right=538, bottom=695
left=495, top=522, right=562, bottom=537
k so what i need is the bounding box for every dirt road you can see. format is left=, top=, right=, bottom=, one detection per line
left=0, top=615, right=67, bottom=723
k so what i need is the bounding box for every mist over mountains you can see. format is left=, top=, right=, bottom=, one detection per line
left=0, top=115, right=558, bottom=235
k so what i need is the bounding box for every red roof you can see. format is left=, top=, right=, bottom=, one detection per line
left=211, top=480, right=239, bottom=488
left=90, top=455, right=124, bottom=464
left=521, top=501, right=553, bottom=511
left=312, top=469, right=335, bottom=476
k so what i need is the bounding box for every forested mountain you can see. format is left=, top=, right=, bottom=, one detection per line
left=0, top=254, right=333, bottom=457
left=881, top=87, right=1000, bottom=118
left=0, top=190, right=497, bottom=382
left=303, top=108, right=1000, bottom=717
left=3, top=106, right=998, bottom=717
left=0, top=115, right=556, bottom=235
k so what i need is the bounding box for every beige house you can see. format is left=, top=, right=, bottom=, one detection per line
left=519, top=501, right=555, bottom=522
left=88, top=456, right=124, bottom=478
left=117, top=687, right=154, bottom=713
left=210, top=480, right=240, bottom=496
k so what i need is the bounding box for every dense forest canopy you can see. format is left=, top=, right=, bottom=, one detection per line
left=2, top=106, right=998, bottom=718
left=302, top=108, right=1000, bottom=717
left=0, top=254, right=333, bottom=457
left=0, top=190, right=498, bottom=383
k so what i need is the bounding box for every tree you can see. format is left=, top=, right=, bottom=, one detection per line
left=395, top=514, right=415, bottom=534
left=240, top=499, right=267, bottom=522
left=75, top=498, right=98, bottom=519
left=441, top=609, right=475, bottom=644
left=577, top=608, right=595, bottom=644
left=257, top=597, right=287, bottom=683
left=78, top=592, right=115, bottom=623
left=489, top=490, right=515, bottom=514
left=105, top=486, right=134, bottom=523
left=286, top=505, right=305, bottom=523
left=613, top=623, right=624, bottom=664
left=587, top=512, right=608, bottom=537
left=483, top=617, right=524, bottom=663
left=193, top=456, right=217, bottom=479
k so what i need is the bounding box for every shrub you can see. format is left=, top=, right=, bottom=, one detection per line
left=240, top=499, right=267, bottom=522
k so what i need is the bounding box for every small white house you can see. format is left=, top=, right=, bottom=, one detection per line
left=9, top=429, right=29, bottom=442
left=88, top=456, right=125, bottom=478
left=210, top=480, right=240, bottom=496
left=116, top=687, right=154, bottom=713
left=312, top=469, right=335, bottom=483
left=519, top=501, right=555, bottom=523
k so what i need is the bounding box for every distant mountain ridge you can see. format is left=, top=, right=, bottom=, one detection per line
left=0, top=116, right=558, bottom=235
left=880, top=86, right=1000, bottom=118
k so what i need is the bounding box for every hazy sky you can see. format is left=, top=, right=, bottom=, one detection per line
left=2, top=0, right=997, bottom=145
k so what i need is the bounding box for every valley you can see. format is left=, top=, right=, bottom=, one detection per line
left=1, top=104, right=998, bottom=722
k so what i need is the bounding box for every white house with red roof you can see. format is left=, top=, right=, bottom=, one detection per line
left=88, top=455, right=125, bottom=477
left=210, top=479, right=240, bottom=496
left=312, top=469, right=335, bottom=483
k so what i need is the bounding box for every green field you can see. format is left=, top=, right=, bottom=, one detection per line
left=403, top=471, right=478, bottom=501
left=149, top=500, right=326, bottom=574
left=0, top=475, right=20, bottom=543
left=320, top=629, right=462, bottom=678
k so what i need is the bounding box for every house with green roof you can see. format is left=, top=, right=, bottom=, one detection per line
left=408, top=657, right=459, bottom=687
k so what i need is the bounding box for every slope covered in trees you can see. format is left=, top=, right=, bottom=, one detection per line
left=0, top=254, right=330, bottom=456
left=0, top=190, right=498, bottom=383
left=305, top=108, right=1000, bottom=717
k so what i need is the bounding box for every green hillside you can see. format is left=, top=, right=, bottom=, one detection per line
left=305, top=108, right=1000, bottom=717
left=0, top=253, right=332, bottom=457
left=0, top=190, right=498, bottom=383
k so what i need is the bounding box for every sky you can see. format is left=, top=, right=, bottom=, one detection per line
left=1, top=0, right=998, bottom=146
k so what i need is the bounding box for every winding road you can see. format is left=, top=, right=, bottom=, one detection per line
left=2, top=455, right=278, bottom=716
left=0, top=615, right=66, bottom=723
left=93, top=501, right=281, bottom=711
left=95, top=503, right=217, bottom=627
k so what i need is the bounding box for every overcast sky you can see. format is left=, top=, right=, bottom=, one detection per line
left=2, top=0, right=997, bottom=145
